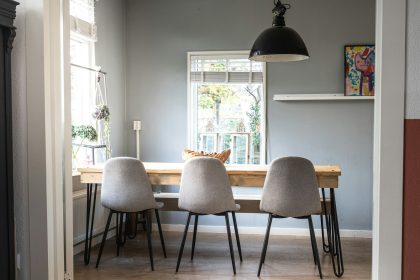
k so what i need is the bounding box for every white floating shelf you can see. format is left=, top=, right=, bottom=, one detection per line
left=273, top=93, right=375, bottom=101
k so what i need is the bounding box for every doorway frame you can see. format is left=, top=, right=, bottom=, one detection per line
left=37, top=0, right=406, bottom=279
left=372, top=0, right=406, bottom=279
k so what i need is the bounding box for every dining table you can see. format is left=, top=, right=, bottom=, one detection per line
left=78, top=162, right=344, bottom=277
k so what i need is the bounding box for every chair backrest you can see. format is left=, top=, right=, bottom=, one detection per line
left=101, top=157, right=157, bottom=213
left=179, top=157, right=237, bottom=214
left=260, top=157, right=321, bottom=217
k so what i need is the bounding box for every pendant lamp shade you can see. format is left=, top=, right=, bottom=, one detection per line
left=249, top=26, right=309, bottom=62
left=249, top=1, right=309, bottom=62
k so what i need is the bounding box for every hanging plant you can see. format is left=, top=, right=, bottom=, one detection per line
left=92, top=104, right=110, bottom=121
left=93, top=73, right=112, bottom=159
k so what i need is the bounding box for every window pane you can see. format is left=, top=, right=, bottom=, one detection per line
left=193, top=59, right=227, bottom=72
left=71, top=67, right=95, bottom=125
left=70, top=0, right=95, bottom=23
left=70, top=37, right=95, bottom=127
left=70, top=38, right=90, bottom=65
left=189, top=53, right=265, bottom=164
left=227, top=59, right=250, bottom=72
left=192, top=83, right=263, bottom=164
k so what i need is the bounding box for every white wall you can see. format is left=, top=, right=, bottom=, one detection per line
left=12, top=0, right=49, bottom=279
left=12, top=2, right=29, bottom=279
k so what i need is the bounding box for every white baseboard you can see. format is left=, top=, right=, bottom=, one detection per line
left=152, top=223, right=372, bottom=239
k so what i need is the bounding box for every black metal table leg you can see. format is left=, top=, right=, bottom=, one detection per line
left=320, top=188, right=332, bottom=254
left=83, top=183, right=92, bottom=264
left=320, top=188, right=344, bottom=277
left=84, top=183, right=98, bottom=265
left=329, top=189, right=344, bottom=277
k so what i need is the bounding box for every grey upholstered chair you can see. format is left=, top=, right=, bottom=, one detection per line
left=96, top=157, right=166, bottom=271
left=176, top=157, right=242, bottom=274
left=258, top=157, right=323, bottom=279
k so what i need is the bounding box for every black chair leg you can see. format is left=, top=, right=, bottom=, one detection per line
left=115, top=212, right=119, bottom=244
left=261, top=214, right=273, bottom=266
left=122, top=213, right=127, bottom=245
left=176, top=212, right=192, bottom=273
left=225, top=212, right=236, bottom=274
left=96, top=210, right=113, bottom=268
left=231, top=212, right=243, bottom=262
left=144, top=210, right=154, bottom=271
left=309, top=216, right=323, bottom=279
left=258, top=213, right=273, bottom=277
left=116, top=212, right=124, bottom=257
left=127, top=213, right=138, bottom=240
left=141, top=217, right=147, bottom=231
left=309, top=220, right=318, bottom=266
left=191, top=214, right=199, bottom=260
left=154, top=209, right=167, bottom=258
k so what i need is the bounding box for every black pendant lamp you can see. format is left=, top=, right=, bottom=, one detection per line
left=249, top=0, right=309, bottom=62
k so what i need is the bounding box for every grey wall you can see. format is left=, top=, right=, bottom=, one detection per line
left=95, top=0, right=127, bottom=157
left=125, top=0, right=375, bottom=230
left=406, top=0, right=420, bottom=119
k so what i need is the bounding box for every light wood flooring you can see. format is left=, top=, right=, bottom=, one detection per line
left=74, top=231, right=371, bottom=280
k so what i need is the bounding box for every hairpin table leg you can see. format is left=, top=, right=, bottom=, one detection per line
left=329, top=188, right=344, bottom=277
left=83, top=183, right=98, bottom=265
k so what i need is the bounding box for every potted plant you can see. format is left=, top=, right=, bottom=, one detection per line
left=72, top=124, right=98, bottom=167
left=92, top=104, right=111, bottom=159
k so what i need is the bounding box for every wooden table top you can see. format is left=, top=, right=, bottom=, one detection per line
left=78, top=162, right=341, bottom=176
left=78, top=162, right=341, bottom=188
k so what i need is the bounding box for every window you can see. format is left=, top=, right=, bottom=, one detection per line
left=70, top=36, right=95, bottom=126
left=70, top=0, right=98, bottom=167
left=70, top=0, right=97, bottom=125
left=188, top=51, right=266, bottom=164
left=70, top=0, right=96, bottom=126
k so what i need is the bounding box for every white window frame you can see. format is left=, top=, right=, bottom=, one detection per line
left=187, top=50, right=267, bottom=165
left=70, top=33, right=96, bottom=127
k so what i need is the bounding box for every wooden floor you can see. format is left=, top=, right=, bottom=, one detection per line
left=74, top=231, right=372, bottom=280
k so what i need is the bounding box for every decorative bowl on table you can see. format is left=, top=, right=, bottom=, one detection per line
left=182, top=148, right=231, bottom=163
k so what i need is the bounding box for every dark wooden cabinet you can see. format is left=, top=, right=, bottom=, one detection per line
left=0, top=1, right=18, bottom=279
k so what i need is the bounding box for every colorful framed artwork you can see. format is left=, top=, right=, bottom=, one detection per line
left=344, top=45, right=375, bottom=96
